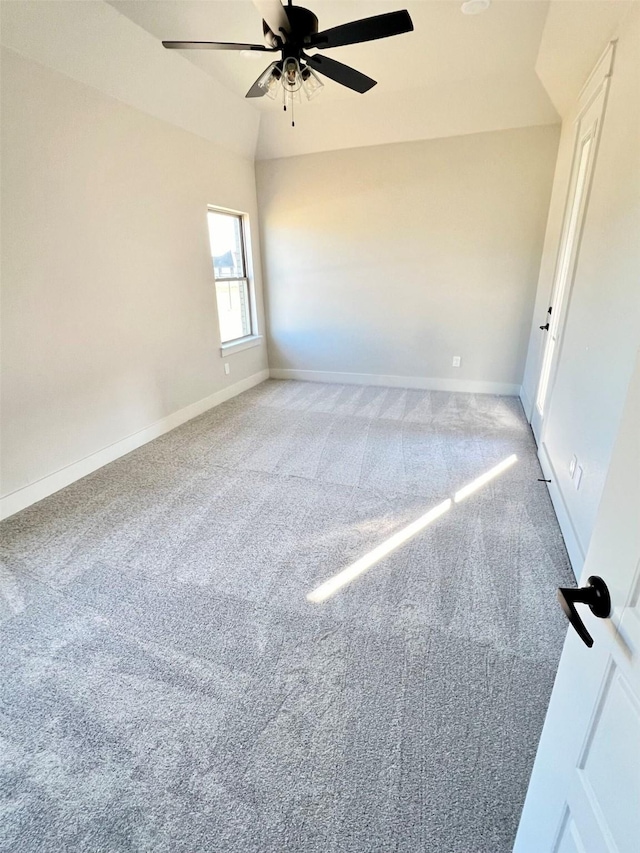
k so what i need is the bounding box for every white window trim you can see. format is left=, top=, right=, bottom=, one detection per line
left=208, top=205, right=260, bottom=351
left=220, top=334, right=263, bottom=357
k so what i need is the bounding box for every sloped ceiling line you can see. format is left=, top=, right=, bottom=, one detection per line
left=15, top=1, right=629, bottom=160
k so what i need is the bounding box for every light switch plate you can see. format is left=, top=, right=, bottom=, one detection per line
left=224, top=363, right=230, bottom=375
left=452, top=356, right=461, bottom=368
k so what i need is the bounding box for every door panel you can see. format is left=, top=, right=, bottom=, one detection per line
left=533, top=133, right=592, bottom=429
left=554, top=810, right=588, bottom=853
left=530, top=46, right=614, bottom=444
left=576, top=664, right=640, bottom=852
left=514, top=353, right=639, bottom=853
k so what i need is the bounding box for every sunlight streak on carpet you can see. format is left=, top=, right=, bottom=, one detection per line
left=454, top=454, right=518, bottom=503
left=306, top=499, right=452, bottom=603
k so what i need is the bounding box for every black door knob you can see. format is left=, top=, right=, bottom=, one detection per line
left=557, top=576, right=611, bottom=648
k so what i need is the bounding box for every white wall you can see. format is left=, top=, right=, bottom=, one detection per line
left=0, top=0, right=259, bottom=159
left=256, top=124, right=559, bottom=392
left=521, top=6, right=640, bottom=563
left=0, top=48, right=268, bottom=503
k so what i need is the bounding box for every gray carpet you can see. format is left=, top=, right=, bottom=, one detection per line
left=0, top=380, right=574, bottom=853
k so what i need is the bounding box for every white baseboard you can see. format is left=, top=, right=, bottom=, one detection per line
left=537, top=442, right=585, bottom=581
left=0, top=369, right=269, bottom=521
left=519, top=383, right=534, bottom=423
left=269, top=368, right=520, bottom=396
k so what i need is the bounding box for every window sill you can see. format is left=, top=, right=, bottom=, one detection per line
left=220, top=335, right=263, bottom=357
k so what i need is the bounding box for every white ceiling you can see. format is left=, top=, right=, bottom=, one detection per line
left=110, top=1, right=549, bottom=106
left=0, top=0, right=261, bottom=158
left=536, top=0, right=634, bottom=116
left=2, top=1, right=628, bottom=160
left=107, top=0, right=563, bottom=157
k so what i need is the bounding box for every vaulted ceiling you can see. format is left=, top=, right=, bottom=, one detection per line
left=2, top=1, right=632, bottom=160
left=110, top=1, right=548, bottom=106
left=110, top=0, right=559, bottom=158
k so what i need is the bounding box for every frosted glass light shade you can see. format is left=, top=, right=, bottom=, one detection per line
left=257, top=62, right=282, bottom=100
left=301, top=66, right=324, bottom=100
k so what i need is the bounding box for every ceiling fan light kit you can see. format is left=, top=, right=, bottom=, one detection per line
left=255, top=57, right=324, bottom=122
left=162, top=0, right=414, bottom=126
left=278, top=59, right=324, bottom=99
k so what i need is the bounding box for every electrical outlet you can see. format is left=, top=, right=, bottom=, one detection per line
left=224, top=362, right=230, bottom=375
left=574, top=465, right=584, bottom=490
left=569, top=455, right=577, bottom=479
left=452, top=356, right=461, bottom=368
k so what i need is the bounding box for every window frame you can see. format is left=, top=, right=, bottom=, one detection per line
left=207, top=206, right=261, bottom=355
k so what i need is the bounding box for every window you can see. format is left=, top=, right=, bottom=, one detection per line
left=207, top=208, right=254, bottom=345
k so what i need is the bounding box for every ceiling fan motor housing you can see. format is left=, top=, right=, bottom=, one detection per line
left=263, top=6, right=319, bottom=49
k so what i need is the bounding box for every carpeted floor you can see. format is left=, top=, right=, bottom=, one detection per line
left=0, top=380, right=574, bottom=853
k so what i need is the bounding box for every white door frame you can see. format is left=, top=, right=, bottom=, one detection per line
left=532, top=41, right=616, bottom=444
left=530, top=42, right=616, bottom=576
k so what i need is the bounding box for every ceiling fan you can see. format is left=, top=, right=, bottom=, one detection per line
left=162, top=0, right=414, bottom=114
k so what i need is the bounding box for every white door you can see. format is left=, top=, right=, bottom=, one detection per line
left=514, top=352, right=640, bottom=853
left=531, top=45, right=615, bottom=443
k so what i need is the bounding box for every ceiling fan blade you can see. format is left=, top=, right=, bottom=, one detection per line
left=246, top=61, right=283, bottom=98
left=252, top=0, right=290, bottom=38
left=162, top=41, right=277, bottom=51
left=308, top=10, right=413, bottom=50
left=303, top=53, right=376, bottom=94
